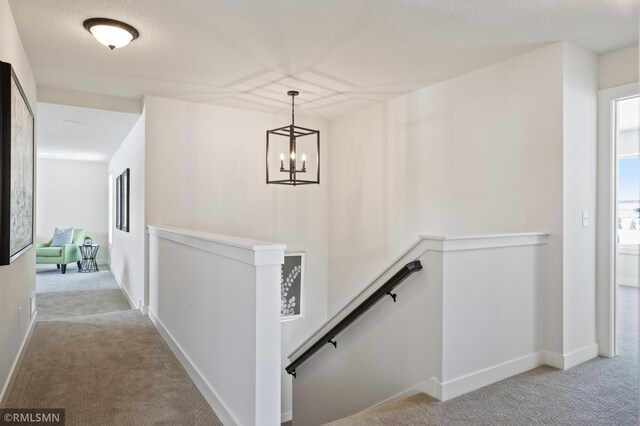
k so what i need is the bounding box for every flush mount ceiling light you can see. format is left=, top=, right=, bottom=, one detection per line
left=83, top=18, right=139, bottom=50
left=266, top=91, right=320, bottom=186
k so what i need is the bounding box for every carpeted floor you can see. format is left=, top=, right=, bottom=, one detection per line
left=35, top=265, right=131, bottom=321
left=2, top=267, right=221, bottom=425
left=329, top=286, right=639, bottom=425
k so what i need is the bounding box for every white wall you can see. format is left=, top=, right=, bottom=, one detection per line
left=562, top=44, right=599, bottom=355
left=328, top=41, right=599, bottom=360
left=0, top=0, right=38, bottom=402
left=143, top=96, right=329, bottom=421
left=36, top=158, right=108, bottom=262
left=599, top=44, right=638, bottom=90
left=328, top=44, right=565, bottom=356
left=108, top=112, right=145, bottom=310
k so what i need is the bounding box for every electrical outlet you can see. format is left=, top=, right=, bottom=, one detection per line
left=18, top=306, right=22, bottom=325
left=582, top=211, right=589, bottom=228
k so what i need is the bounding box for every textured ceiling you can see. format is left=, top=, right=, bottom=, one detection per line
left=9, top=0, right=639, bottom=118
left=37, top=103, right=140, bottom=161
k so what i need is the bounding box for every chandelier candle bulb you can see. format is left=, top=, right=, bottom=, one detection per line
left=280, top=153, right=285, bottom=171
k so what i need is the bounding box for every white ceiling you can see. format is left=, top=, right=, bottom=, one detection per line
left=37, top=103, right=140, bottom=162
left=9, top=0, right=639, bottom=119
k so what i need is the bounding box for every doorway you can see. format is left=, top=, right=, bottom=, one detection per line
left=614, top=95, right=639, bottom=357
left=597, top=83, right=639, bottom=358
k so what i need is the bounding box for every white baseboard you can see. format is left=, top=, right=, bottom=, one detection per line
left=541, top=350, right=564, bottom=369
left=562, top=344, right=599, bottom=370
left=326, top=344, right=600, bottom=418
left=437, top=345, right=599, bottom=401
left=281, top=410, right=292, bottom=423
left=439, top=352, right=543, bottom=401
left=542, top=343, right=598, bottom=370
left=111, top=271, right=138, bottom=312
left=373, top=377, right=440, bottom=409
left=148, top=308, right=239, bottom=426
left=0, top=312, right=38, bottom=404
left=618, top=277, right=639, bottom=287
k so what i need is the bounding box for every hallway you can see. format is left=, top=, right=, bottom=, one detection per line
left=1, top=268, right=221, bottom=425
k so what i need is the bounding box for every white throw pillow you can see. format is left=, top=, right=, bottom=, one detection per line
left=51, top=227, right=74, bottom=247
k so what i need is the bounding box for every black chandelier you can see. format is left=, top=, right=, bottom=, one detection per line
left=266, top=91, right=320, bottom=186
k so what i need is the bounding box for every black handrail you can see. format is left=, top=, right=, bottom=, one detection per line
left=285, top=260, right=423, bottom=377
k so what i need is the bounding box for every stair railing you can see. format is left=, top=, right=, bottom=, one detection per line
left=285, top=260, right=423, bottom=377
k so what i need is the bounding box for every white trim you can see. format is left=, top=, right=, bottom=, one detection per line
left=541, top=350, right=565, bottom=369
left=148, top=308, right=239, bottom=426
left=379, top=378, right=440, bottom=406
left=423, top=233, right=549, bottom=252
left=281, top=410, right=292, bottom=423
left=562, top=344, right=599, bottom=370
left=541, top=344, right=599, bottom=370
left=0, top=312, right=38, bottom=404
left=357, top=346, right=598, bottom=409
left=618, top=245, right=640, bottom=255
left=618, top=277, right=639, bottom=287
left=111, top=269, right=138, bottom=312
left=439, top=352, right=543, bottom=401
left=148, top=225, right=285, bottom=266
left=347, top=377, right=440, bottom=418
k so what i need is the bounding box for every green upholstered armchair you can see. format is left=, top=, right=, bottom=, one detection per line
left=36, top=229, right=85, bottom=274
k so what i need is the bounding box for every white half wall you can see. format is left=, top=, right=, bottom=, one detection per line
left=0, top=0, right=37, bottom=403
left=108, top=112, right=146, bottom=310
left=36, top=158, right=108, bottom=262
left=292, top=233, right=549, bottom=425
left=143, top=95, right=329, bottom=420
left=148, top=226, right=285, bottom=425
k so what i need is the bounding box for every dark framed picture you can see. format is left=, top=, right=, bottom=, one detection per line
left=281, top=253, right=305, bottom=321
left=115, top=175, right=122, bottom=230
left=0, top=61, right=35, bottom=265
left=121, top=168, right=130, bottom=232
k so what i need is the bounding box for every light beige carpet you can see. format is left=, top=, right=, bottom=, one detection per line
left=36, top=266, right=131, bottom=321
left=2, top=310, right=221, bottom=426
left=328, top=286, right=639, bottom=425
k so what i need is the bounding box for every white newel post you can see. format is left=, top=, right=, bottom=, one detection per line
left=147, top=226, right=285, bottom=426
left=254, top=251, right=285, bottom=424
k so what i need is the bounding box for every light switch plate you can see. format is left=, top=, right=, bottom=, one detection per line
left=582, top=211, right=588, bottom=227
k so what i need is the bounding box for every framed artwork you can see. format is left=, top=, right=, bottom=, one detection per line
left=121, top=168, right=130, bottom=232
left=0, top=61, right=35, bottom=265
left=115, top=175, right=122, bottom=230
left=281, top=252, right=305, bottom=321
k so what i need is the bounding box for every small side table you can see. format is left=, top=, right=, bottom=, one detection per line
left=79, top=244, right=99, bottom=273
